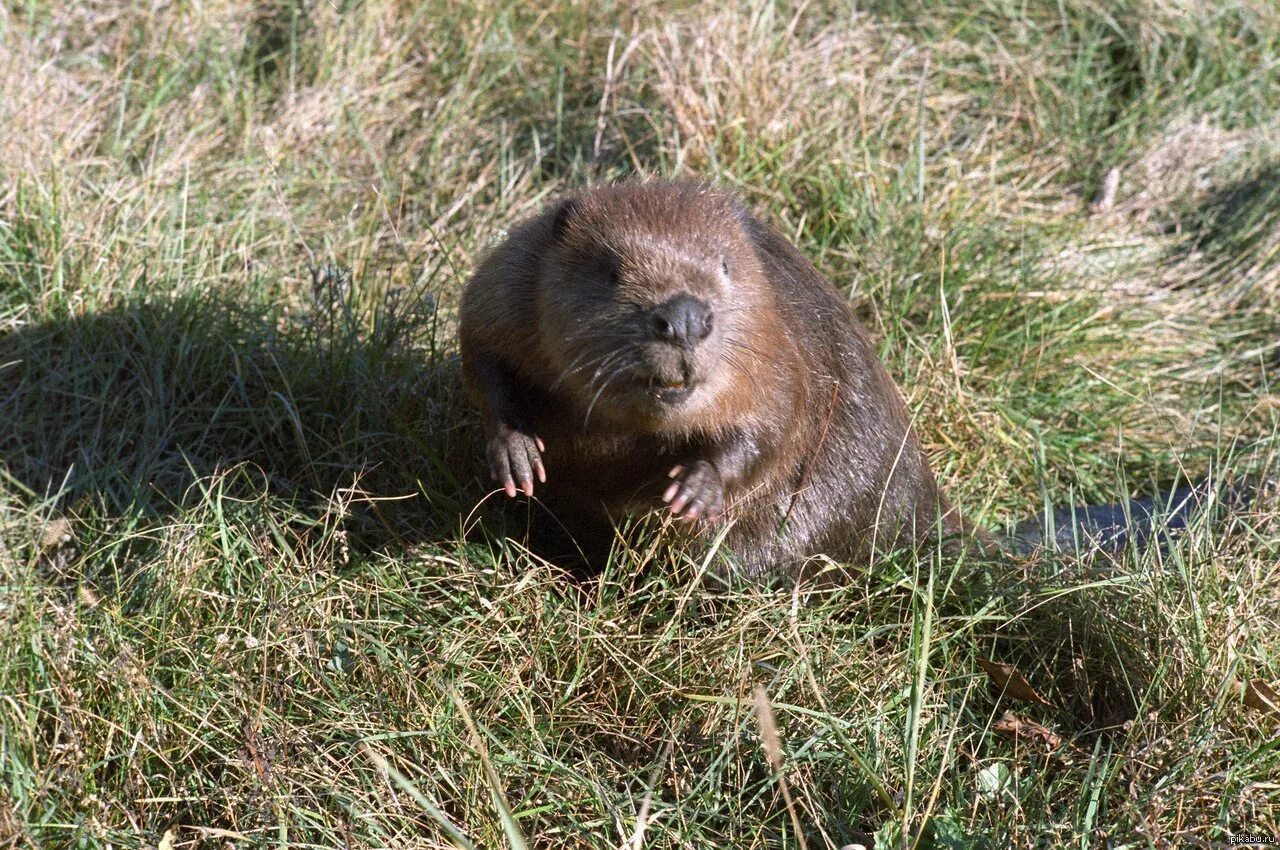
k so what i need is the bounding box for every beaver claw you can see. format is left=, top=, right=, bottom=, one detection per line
left=662, top=460, right=724, bottom=522
left=487, top=426, right=545, bottom=497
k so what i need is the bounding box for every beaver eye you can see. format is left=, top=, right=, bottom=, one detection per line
left=721, top=257, right=730, bottom=276
left=606, top=263, right=621, bottom=286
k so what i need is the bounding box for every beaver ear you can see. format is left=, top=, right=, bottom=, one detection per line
left=550, top=197, right=581, bottom=240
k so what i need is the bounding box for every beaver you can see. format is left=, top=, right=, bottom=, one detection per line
left=459, top=179, right=1226, bottom=577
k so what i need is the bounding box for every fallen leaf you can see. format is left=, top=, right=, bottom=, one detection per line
left=977, top=659, right=1053, bottom=706
left=977, top=761, right=1013, bottom=798
left=1244, top=679, right=1280, bottom=720
left=992, top=711, right=1063, bottom=750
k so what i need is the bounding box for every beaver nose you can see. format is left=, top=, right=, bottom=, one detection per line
left=650, top=295, right=713, bottom=347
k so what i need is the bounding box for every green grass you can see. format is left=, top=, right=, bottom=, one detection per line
left=2, top=1, right=1280, bottom=847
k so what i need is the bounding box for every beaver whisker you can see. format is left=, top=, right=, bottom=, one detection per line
left=551, top=350, right=598, bottom=388
left=721, top=351, right=753, bottom=384
left=726, top=339, right=768, bottom=363
left=582, top=358, right=638, bottom=430
left=552, top=340, right=641, bottom=390
left=580, top=347, right=635, bottom=399
left=588, top=347, right=638, bottom=385
left=552, top=348, right=616, bottom=389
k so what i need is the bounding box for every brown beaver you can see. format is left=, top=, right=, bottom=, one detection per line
left=459, top=179, right=1227, bottom=576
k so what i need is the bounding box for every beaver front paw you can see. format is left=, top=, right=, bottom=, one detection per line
left=486, top=426, right=546, bottom=497
left=662, top=460, right=725, bottom=522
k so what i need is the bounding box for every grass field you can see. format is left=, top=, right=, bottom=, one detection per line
left=3, top=1, right=1280, bottom=847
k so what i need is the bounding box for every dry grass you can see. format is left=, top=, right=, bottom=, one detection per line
left=2, top=1, right=1280, bottom=848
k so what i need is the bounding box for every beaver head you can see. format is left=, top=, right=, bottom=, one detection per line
left=534, top=182, right=770, bottom=432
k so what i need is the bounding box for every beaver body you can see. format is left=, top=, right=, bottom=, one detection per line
left=459, top=180, right=966, bottom=576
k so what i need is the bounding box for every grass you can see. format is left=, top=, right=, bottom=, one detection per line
left=2, top=0, right=1279, bottom=847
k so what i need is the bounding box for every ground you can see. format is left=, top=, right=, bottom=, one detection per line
left=2, top=1, right=1279, bottom=847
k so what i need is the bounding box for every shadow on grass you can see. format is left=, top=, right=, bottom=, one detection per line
left=0, top=275, right=484, bottom=553
left=4, top=285, right=1270, bottom=847
left=1190, top=163, right=1280, bottom=250
left=1170, top=161, right=1280, bottom=296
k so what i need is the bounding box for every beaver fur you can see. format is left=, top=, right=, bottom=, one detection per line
left=459, top=179, right=975, bottom=576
